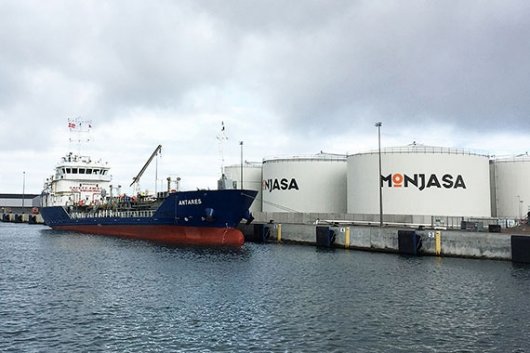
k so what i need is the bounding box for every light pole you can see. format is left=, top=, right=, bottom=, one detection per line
left=375, top=122, right=383, bottom=227
left=22, top=171, right=26, bottom=208
left=239, top=141, right=244, bottom=190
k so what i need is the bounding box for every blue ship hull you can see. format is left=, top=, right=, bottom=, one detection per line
left=40, top=189, right=258, bottom=246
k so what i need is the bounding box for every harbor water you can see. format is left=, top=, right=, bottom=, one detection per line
left=1, top=223, right=530, bottom=352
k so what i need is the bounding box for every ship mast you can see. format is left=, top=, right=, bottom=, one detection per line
left=216, top=121, right=228, bottom=176
left=68, top=117, right=92, bottom=154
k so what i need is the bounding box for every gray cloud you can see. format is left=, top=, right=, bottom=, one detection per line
left=204, top=1, right=530, bottom=132
left=1, top=0, right=530, bottom=192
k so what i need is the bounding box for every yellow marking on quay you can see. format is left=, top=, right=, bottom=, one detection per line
left=435, top=231, right=442, bottom=256
left=345, top=227, right=351, bottom=248
left=277, top=224, right=282, bottom=242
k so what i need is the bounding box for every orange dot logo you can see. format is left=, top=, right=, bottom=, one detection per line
left=392, top=173, right=403, bottom=187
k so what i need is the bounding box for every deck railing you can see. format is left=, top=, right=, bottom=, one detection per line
left=69, top=209, right=156, bottom=219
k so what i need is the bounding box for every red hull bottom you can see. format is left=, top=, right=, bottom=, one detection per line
left=52, top=224, right=245, bottom=247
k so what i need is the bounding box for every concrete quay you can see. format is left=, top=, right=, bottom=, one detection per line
left=241, top=212, right=530, bottom=262
left=1, top=213, right=44, bottom=224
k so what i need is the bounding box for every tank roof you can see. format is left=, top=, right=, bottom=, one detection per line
left=225, top=161, right=262, bottom=168
left=491, top=153, right=530, bottom=162
left=351, top=144, right=489, bottom=158
left=263, top=152, right=346, bottom=163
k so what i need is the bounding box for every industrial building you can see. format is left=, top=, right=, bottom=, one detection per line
left=224, top=162, right=263, bottom=213
left=490, top=155, right=530, bottom=219
left=261, top=153, right=347, bottom=213
left=347, top=145, right=492, bottom=218
left=0, top=193, right=40, bottom=213
left=248, top=144, right=530, bottom=221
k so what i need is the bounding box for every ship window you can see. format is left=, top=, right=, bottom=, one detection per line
left=86, top=169, right=92, bottom=175
left=72, top=168, right=78, bottom=173
left=62, top=168, right=66, bottom=174
left=79, top=168, right=85, bottom=174
left=102, top=170, right=107, bottom=175
left=66, top=168, right=71, bottom=173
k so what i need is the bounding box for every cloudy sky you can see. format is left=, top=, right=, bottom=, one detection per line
left=1, top=0, right=530, bottom=194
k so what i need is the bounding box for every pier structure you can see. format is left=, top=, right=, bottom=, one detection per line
left=240, top=211, right=530, bottom=263
left=0, top=193, right=43, bottom=224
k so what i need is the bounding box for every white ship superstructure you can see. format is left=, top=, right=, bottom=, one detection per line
left=42, top=152, right=111, bottom=207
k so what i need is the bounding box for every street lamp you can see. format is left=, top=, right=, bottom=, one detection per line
left=239, top=141, right=244, bottom=190
left=22, top=171, right=26, bottom=208
left=375, top=122, right=383, bottom=227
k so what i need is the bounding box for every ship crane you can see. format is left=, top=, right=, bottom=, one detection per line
left=130, top=144, right=162, bottom=194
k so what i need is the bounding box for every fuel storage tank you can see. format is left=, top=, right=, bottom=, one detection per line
left=490, top=155, right=530, bottom=219
left=224, top=162, right=263, bottom=213
left=347, top=145, right=491, bottom=217
left=262, top=153, right=347, bottom=213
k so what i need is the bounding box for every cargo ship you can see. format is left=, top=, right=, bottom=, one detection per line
left=40, top=147, right=257, bottom=247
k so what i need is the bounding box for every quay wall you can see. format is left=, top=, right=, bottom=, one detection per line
left=242, top=212, right=517, bottom=261
left=1, top=213, right=44, bottom=224
left=1, top=209, right=521, bottom=262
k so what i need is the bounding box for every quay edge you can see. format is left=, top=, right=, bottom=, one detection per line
left=239, top=212, right=530, bottom=262
left=3, top=209, right=527, bottom=262
left=1, top=213, right=44, bottom=224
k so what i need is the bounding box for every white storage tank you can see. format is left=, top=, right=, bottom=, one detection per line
left=490, top=155, right=530, bottom=219
left=347, top=145, right=491, bottom=217
left=262, top=153, right=347, bottom=213
left=224, top=162, right=263, bottom=212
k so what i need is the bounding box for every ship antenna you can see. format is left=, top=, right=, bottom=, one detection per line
left=68, top=117, right=92, bottom=154
left=216, top=121, right=228, bottom=176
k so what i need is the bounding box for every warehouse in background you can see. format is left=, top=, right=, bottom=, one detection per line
left=0, top=193, right=40, bottom=213
left=262, top=153, right=347, bottom=213
left=347, top=145, right=492, bottom=218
